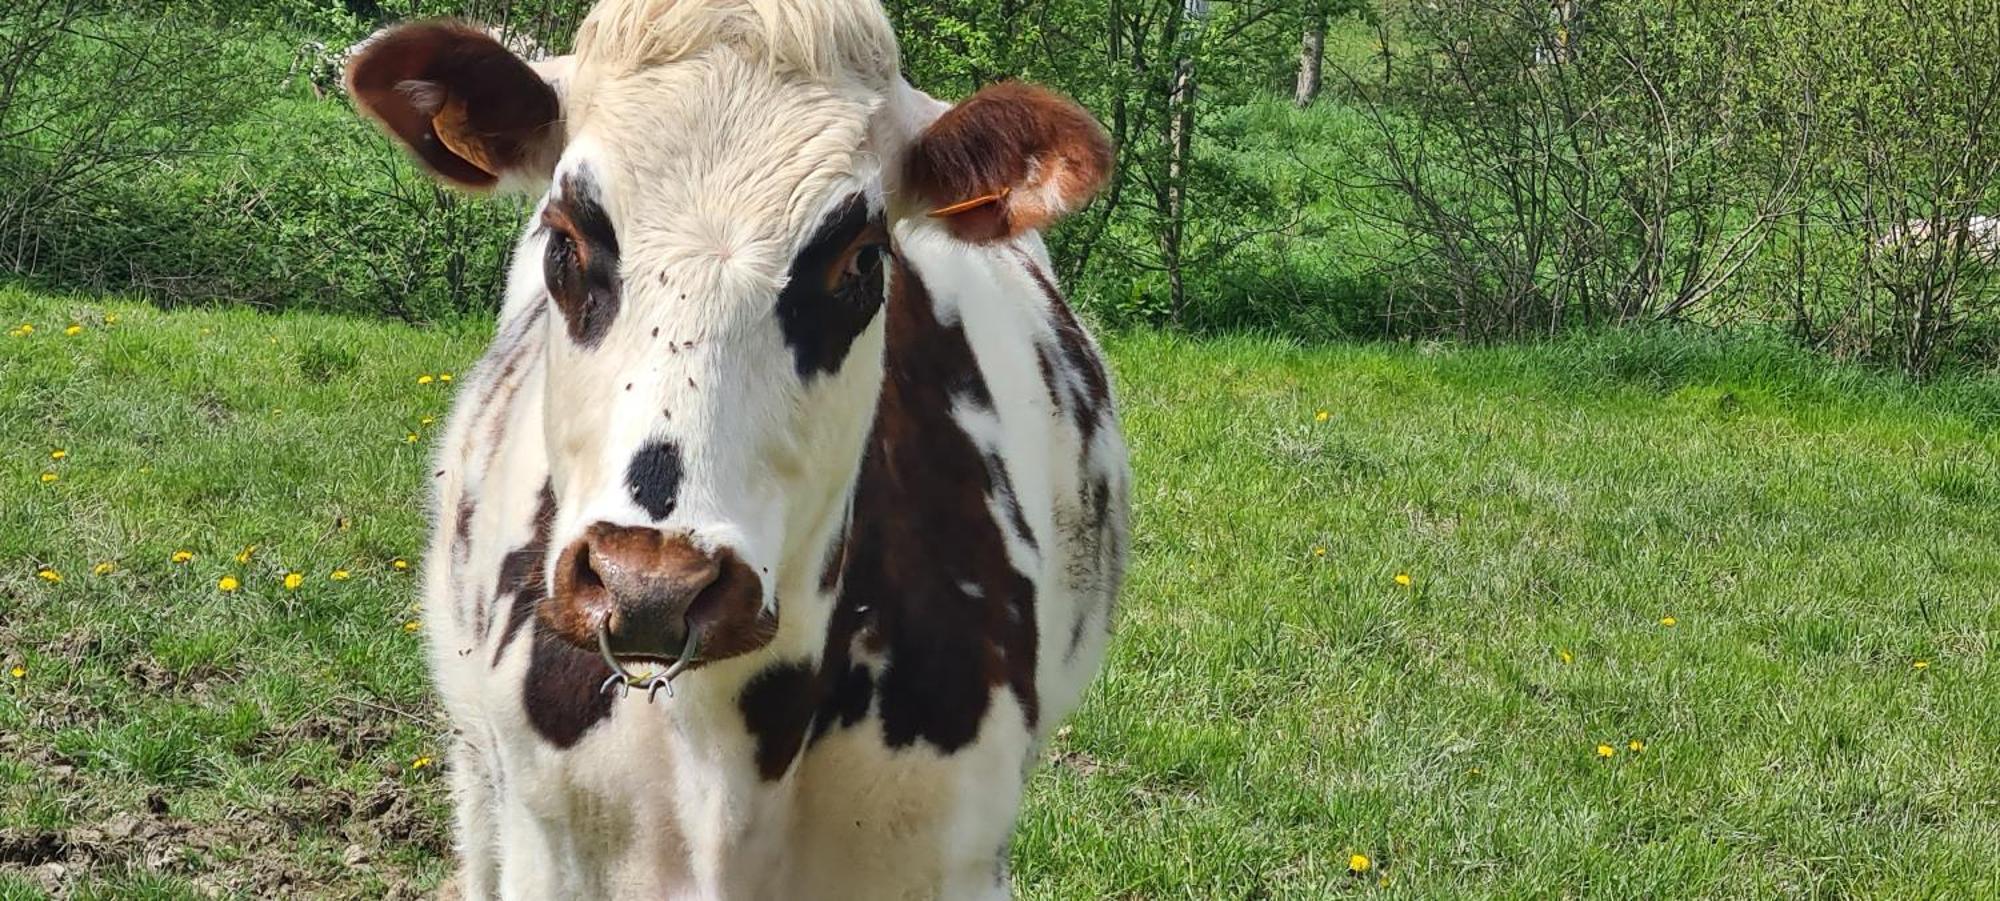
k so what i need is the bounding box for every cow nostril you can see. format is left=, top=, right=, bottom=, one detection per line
left=571, top=541, right=607, bottom=593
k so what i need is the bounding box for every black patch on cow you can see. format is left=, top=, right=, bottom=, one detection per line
left=543, top=172, right=621, bottom=348
left=493, top=485, right=558, bottom=663
left=775, top=193, right=887, bottom=380
left=626, top=440, right=684, bottom=520
left=738, top=661, right=817, bottom=780
left=810, top=257, right=1041, bottom=754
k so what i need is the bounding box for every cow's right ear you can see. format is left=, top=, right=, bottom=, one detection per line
left=345, top=22, right=565, bottom=192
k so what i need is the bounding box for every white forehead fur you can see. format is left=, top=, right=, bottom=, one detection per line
left=560, top=0, right=904, bottom=311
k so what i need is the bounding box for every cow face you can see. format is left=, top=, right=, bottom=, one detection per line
left=348, top=7, right=1109, bottom=674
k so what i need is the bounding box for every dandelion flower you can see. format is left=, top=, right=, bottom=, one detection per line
left=1315, top=409, right=1330, bottom=423
left=330, top=569, right=351, bottom=582
left=1313, top=546, right=1327, bottom=557
left=8, top=666, right=22, bottom=679
left=1394, top=573, right=1412, bottom=587
left=416, top=374, right=434, bottom=385
left=92, top=561, right=115, bottom=576
left=1559, top=648, right=1574, bottom=665
left=104, top=313, right=119, bottom=325
left=403, top=620, right=421, bottom=632
left=8, top=324, right=33, bottom=337
left=234, top=544, right=258, bottom=565
left=218, top=576, right=240, bottom=593
left=438, top=373, right=453, bottom=382
left=411, top=755, right=434, bottom=769
left=1628, top=739, right=1645, bottom=752
left=1596, top=743, right=1616, bottom=759
left=391, top=558, right=410, bottom=571
left=171, top=550, right=194, bottom=564
left=405, top=432, right=420, bottom=444
left=1660, top=616, right=1677, bottom=627
left=283, top=572, right=304, bottom=591
left=1348, top=853, right=1371, bottom=874
left=39, top=471, right=58, bottom=484
left=49, top=449, right=66, bottom=461
left=63, top=324, right=82, bottom=336
left=36, top=568, right=62, bottom=584
left=420, top=416, right=436, bottom=426
left=1912, top=660, right=1930, bottom=670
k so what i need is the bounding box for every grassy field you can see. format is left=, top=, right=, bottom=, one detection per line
left=2, top=288, right=1997, bottom=899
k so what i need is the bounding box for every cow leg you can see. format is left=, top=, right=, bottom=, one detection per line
left=445, top=738, right=500, bottom=900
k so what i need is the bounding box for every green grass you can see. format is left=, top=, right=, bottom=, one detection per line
left=3, top=288, right=1997, bottom=898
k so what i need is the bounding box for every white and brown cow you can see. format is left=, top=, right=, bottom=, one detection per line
left=344, top=0, right=1127, bottom=896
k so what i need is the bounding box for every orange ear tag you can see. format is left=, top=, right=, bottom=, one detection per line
left=929, top=186, right=1011, bottom=218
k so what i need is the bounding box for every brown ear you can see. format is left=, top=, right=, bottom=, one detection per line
left=903, top=82, right=1113, bottom=243
left=345, top=21, right=563, bottom=191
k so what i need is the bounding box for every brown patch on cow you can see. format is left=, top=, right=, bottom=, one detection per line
left=904, top=82, right=1112, bottom=243
left=1019, top=252, right=1111, bottom=444
left=523, top=629, right=616, bottom=749
left=492, top=484, right=558, bottom=664
left=812, top=256, right=1040, bottom=753
left=345, top=21, right=562, bottom=190
left=737, top=661, right=816, bottom=780
left=481, top=483, right=615, bottom=746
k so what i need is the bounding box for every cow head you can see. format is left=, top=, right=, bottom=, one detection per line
left=348, top=1, right=1109, bottom=677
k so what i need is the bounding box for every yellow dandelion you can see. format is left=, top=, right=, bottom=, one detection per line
left=1348, top=853, right=1371, bottom=874
left=403, top=620, right=421, bottom=632
left=1628, top=739, right=1645, bottom=752
left=411, top=755, right=434, bottom=769
left=1660, top=616, right=1677, bottom=627
left=104, top=313, right=119, bottom=325
left=92, top=561, right=115, bottom=576
left=39, top=471, right=58, bottom=484
left=49, top=449, right=67, bottom=460
left=439, top=373, right=454, bottom=382
left=1559, top=648, right=1574, bottom=665
left=1314, top=409, right=1330, bottom=423
left=416, top=374, right=435, bottom=385
left=1912, top=660, right=1930, bottom=670
left=234, top=544, right=258, bottom=565
left=8, top=666, right=23, bottom=679
left=9, top=323, right=33, bottom=337
left=1394, top=573, right=1412, bottom=587
left=1596, top=743, right=1616, bottom=759
left=63, top=324, right=82, bottom=336
left=405, top=432, right=420, bottom=444
left=419, top=416, right=436, bottom=426
left=330, top=569, right=351, bottom=582
left=283, top=572, right=304, bottom=591
left=171, top=550, right=194, bottom=564
left=391, top=558, right=410, bottom=571
left=217, top=575, right=240, bottom=593
left=36, top=568, right=62, bottom=584
left=1312, top=546, right=1327, bottom=557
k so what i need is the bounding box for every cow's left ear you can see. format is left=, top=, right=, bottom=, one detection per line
left=902, top=82, right=1113, bottom=243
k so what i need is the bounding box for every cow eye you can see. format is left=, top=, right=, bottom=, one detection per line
left=841, top=242, right=884, bottom=283
left=544, top=229, right=579, bottom=279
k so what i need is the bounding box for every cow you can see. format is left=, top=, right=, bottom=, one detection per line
left=342, top=0, right=1129, bottom=897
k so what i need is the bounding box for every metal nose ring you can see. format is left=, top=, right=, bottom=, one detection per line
left=596, top=619, right=701, bottom=703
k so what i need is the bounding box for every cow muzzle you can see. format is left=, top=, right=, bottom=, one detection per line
left=548, top=522, right=765, bottom=699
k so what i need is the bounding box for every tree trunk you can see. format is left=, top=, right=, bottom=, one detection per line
left=1163, top=56, right=1196, bottom=322
left=1295, top=16, right=1324, bottom=107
